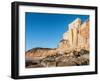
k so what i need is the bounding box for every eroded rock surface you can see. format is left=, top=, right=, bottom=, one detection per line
left=26, top=49, right=89, bottom=68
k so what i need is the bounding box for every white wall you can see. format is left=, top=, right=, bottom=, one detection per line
left=0, top=0, right=99, bottom=81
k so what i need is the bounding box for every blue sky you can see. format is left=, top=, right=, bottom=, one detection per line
left=25, top=12, right=89, bottom=51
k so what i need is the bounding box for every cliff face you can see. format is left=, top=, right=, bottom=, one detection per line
left=58, top=18, right=89, bottom=52
left=25, top=18, right=90, bottom=68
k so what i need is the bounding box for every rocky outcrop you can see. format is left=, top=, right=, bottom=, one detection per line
left=26, top=49, right=89, bottom=68
left=58, top=18, right=89, bottom=52
left=25, top=18, right=90, bottom=68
